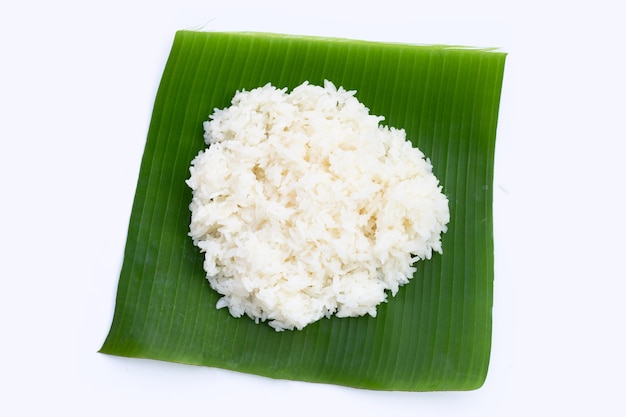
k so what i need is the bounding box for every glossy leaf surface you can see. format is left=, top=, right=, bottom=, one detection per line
left=100, top=31, right=506, bottom=391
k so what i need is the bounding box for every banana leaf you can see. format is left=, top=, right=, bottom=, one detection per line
left=100, top=30, right=506, bottom=391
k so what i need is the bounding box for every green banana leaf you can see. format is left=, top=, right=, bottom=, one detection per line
left=100, top=30, right=506, bottom=391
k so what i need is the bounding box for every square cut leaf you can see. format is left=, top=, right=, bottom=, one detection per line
left=100, top=31, right=506, bottom=391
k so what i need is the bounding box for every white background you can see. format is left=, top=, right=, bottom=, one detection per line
left=1, top=1, right=625, bottom=416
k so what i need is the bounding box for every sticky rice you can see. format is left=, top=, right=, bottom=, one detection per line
left=187, top=80, right=449, bottom=331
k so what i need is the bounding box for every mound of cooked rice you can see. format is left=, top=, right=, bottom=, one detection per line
left=187, top=80, right=449, bottom=331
